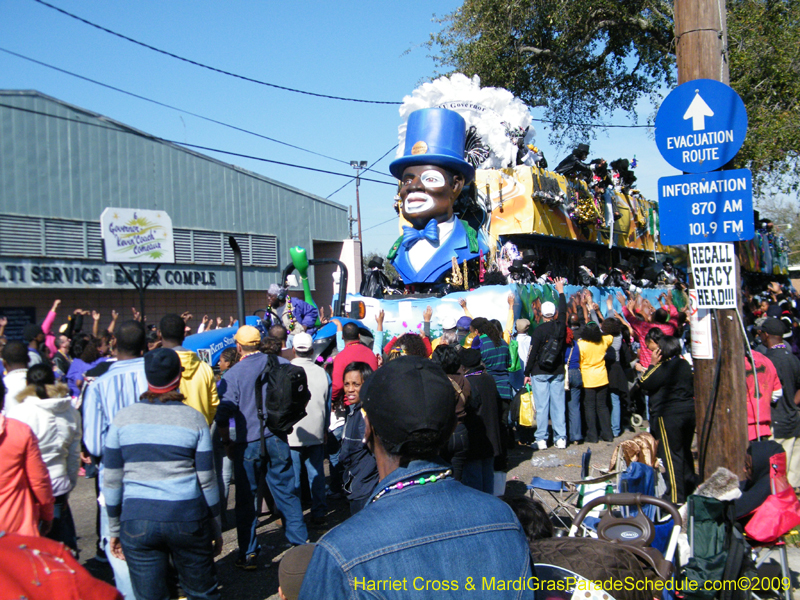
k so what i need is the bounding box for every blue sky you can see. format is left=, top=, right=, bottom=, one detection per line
left=1, top=0, right=679, bottom=253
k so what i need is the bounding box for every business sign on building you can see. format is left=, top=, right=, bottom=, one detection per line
left=100, top=208, right=175, bottom=264
left=688, top=243, right=737, bottom=309
left=655, top=79, right=748, bottom=173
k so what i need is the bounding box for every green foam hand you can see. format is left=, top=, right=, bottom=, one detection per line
left=289, top=246, right=321, bottom=327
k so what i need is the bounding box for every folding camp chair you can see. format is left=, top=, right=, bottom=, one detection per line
left=527, top=449, right=618, bottom=531
left=741, top=452, right=798, bottom=600
left=568, top=493, right=683, bottom=581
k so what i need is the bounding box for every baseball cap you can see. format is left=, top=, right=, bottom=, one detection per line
left=234, top=325, right=262, bottom=346
left=293, top=332, right=313, bottom=352
left=361, top=356, right=456, bottom=455
left=456, top=316, right=472, bottom=330
left=278, top=544, right=316, bottom=600
left=762, top=317, right=787, bottom=337
left=541, top=301, right=556, bottom=318
left=441, top=316, right=457, bottom=331
left=144, top=348, right=183, bottom=394
left=515, top=318, right=530, bottom=334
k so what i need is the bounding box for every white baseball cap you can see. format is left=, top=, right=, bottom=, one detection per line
left=441, top=316, right=457, bottom=330
left=541, top=301, right=556, bottom=318
left=293, top=333, right=313, bottom=352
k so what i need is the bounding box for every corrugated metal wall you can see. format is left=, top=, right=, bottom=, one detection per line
left=0, top=90, right=350, bottom=289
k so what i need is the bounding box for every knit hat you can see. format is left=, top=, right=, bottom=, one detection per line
left=460, top=348, right=483, bottom=369
left=144, top=348, right=183, bottom=394
left=278, top=544, right=316, bottom=600
left=361, top=356, right=456, bottom=455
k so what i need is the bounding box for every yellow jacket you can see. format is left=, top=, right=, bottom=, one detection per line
left=176, top=350, right=219, bottom=425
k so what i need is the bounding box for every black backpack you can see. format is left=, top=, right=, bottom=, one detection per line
left=255, top=354, right=310, bottom=440
left=537, top=332, right=562, bottom=370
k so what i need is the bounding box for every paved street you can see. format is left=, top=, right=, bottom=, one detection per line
left=69, top=430, right=799, bottom=599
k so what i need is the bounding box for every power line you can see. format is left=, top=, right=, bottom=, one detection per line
left=531, top=117, right=651, bottom=129
left=326, top=144, right=399, bottom=199
left=0, top=46, right=356, bottom=166
left=31, top=0, right=402, bottom=105
left=26, top=1, right=656, bottom=129
left=0, top=101, right=398, bottom=186
left=362, top=215, right=399, bottom=234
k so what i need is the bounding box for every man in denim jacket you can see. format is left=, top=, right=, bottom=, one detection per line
left=299, top=356, right=535, bottom=599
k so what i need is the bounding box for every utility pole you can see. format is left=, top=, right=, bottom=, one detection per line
left=350, top=160, right=367, bottom=244
left=675, top=0, right=748, bottom=478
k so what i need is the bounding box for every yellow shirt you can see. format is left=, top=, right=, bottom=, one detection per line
left=577, top=335, right=613, bottom=389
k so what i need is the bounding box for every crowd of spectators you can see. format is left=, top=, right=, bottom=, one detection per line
left=1, top=276, right=799, bottom=598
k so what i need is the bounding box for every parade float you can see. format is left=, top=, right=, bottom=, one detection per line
left=186, top=74, right=790, bottom=362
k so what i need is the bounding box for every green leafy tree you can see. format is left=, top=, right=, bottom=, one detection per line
left=754, top=195, right=800, bottom=258
left=427, top=0, right=675, bottom=144
left=728, top=0, right=800, bottom=194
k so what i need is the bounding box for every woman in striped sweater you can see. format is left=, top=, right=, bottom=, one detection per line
left=104, top=348, right=221, bottom=600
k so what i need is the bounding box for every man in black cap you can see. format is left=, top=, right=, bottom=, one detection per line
left=759, top=317, right=800, bottom=490
left=299, top=356, right=534, bottom=599
left=553, top=143, right=592, bottom=180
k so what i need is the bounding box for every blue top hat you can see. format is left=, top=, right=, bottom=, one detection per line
left=390, top=108, right=475, bottom=184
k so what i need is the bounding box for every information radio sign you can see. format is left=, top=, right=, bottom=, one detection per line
left=657, top=169, right=754, bottom=246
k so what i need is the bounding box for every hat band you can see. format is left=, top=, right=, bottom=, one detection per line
left=148, top=373, right=182, bottom=395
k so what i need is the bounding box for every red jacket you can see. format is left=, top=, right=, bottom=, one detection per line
left=0, top=532, right=121, bottom=600
left=331, top=341, right=378, bottom=404
left=0, top=415, right=54, bottom=536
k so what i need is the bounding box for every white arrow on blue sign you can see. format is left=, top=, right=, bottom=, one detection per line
left=658, top=168, right=754, bottom=245
left=655, top=79, right=748, bottom=173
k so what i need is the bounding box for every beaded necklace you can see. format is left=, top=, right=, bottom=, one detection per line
left=772, top=343, right=788, bottom=350
left=371, top=469, right=452, bottom=503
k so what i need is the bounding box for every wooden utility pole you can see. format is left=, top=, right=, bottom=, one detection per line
left=675, top=0, right=748, bottom=479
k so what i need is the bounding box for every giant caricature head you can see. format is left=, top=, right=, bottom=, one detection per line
left=397, top=165, right=464, bottom=229
left=390, top=108, right=475, bottom=230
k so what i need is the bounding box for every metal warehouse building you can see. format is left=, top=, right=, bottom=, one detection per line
left=0, top=90, right=358, bottom=337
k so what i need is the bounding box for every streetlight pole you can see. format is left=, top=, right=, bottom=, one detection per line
left=350, top=160, right=367, bottom=244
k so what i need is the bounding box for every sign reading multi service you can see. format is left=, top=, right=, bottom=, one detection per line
left=100, top=208, right=175, bottom=264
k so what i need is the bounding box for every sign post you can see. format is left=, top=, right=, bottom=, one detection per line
left=655, top=62, right=751, bottom=478
left=100, top=208, right=175, bottom=323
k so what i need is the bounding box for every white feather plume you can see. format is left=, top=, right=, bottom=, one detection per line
left=396, top=74, right=536, bottom=170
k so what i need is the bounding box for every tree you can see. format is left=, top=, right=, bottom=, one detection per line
left=728, top=0, right=800, bottom=194
left=427, top=0, right=676, bottom=144
left=754, top=195, right=800, bottom=258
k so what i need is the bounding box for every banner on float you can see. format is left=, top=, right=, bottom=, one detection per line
left=688, top=242, right=737, bottom=309
left=688, top=289, right=714, bottom=359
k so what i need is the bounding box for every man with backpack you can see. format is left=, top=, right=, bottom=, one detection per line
left=216, top=325, right=308, bottom=571
left=524, top=278, right=567, bottom=450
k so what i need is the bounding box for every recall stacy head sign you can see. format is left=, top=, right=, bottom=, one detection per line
left=101, top=208, right=175, bottom=264
left=689, top=242, right=737, bottom=309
